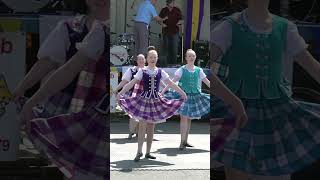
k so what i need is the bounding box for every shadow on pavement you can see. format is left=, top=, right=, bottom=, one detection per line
left=110, top=159, right=174, bottom=171
left=110, top=137, right=160, bottom=144
left=111, top=121, right=210, bottom=134
left=154, top=148, right=209, bottom=157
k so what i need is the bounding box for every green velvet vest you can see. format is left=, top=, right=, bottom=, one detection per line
left=220, top=15, right=290, bottom=99
left=178, top=66, right=201, bottom=93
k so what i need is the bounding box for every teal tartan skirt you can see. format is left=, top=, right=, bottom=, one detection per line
left=164, top=91, right=210, bottom=119
left=211, top=95, right=320, bottom=175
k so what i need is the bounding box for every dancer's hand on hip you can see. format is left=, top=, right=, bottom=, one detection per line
left=160, top=91, right=165, bottom=96
left=181, top=92, right=187, bottom=101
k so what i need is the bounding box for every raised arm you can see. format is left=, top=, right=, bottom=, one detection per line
left=13, top=58, right=59, bottom=100
left=295, top=50, right=320, bottom=84
left=163, top=78, right=186, bottom=100
left=161, top=76, right=180, bottom=94
left=13, top=21, right=68, bottom=100
left=117, top=78, right=139, bottom=97
left=23, top=51, right=91, bottom=107
left=202, top=77, right=210, bottom=88
left=113, top=80, right=129, bottom=94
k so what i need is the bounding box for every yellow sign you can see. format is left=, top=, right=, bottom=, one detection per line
left=0, top=19, right=22, bottom=32
left=0, top=74, right=12, bottom=103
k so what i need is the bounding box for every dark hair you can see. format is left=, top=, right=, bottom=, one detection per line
left=147, top=46, right=156, bottom=52
left=146, top=46, right=157, bottom=57
left=166, top=0, right=174, bottom=5
left=65, top=0, right=88, bottom=14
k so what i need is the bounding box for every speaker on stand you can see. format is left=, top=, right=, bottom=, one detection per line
left=193, top=40, right=210, bottom=68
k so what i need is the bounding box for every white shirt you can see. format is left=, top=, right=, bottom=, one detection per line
left=122, top=66, right=146, bottom=81
left=134, top=67, right=170, bottom=81
left=76, top=21, right=106, bottom=60
left=175, top=66, right=207, bottom=81
left=211, top=10, right=308, bottom=82
left=37, top=16, right=87, bottom=66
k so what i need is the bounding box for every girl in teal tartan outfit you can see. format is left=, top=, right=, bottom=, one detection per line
left=211, top=0, right=320, bottom=179
left=162, top=49, right=211, bottom=150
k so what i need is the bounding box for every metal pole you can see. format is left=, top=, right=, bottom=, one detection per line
left=124, top=0, right=128, bottom=33
left=181, top=24, right=184, bottom=63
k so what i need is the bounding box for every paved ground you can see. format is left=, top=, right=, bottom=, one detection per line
left=110, top=115, right=210, bottom=180
left=111, top=170, right=211, bottom=180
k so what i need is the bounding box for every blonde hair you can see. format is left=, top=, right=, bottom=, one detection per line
left=185, top=49, right=196, bottom=56
left=137, top=54, right=145, bottom=59
left=147, top=50, right=158, bottom=57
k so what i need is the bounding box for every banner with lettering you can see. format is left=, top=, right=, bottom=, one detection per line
left=0, top=32, right=26, bottom=161
left=110, top=67, right=119, bottom=113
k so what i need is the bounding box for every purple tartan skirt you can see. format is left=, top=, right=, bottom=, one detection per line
left=118, top=92, right=184, bottom=124
left=26, top=102, right=108, bottom=178
left=40, top=91, right=74, bottom=118
left=119, top=82, right=143, bottom=120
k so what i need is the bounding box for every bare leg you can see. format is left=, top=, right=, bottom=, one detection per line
left=133, top=120, right=139, bottom=134
left=180, top=115, right=188, bottom=149
left=128, top=118, right=139, bottom=138
left=134, top=121, right=147, bottom=161
left=185, top=118, right=192, bottom=144
left=146, top=123, right=155, bottom=154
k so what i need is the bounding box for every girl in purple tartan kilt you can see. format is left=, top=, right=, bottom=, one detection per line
left=18, top=19, right=109, bottom=180
left=13, top=0, right=107, bottom=119
left=14, top=0, right=109, bottom=179
left=117, top=49, right=188, bottom=161
left=113, top=54, right=146, bottom=139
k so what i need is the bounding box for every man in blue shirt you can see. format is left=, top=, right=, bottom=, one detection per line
left=134, top=0, right=165, bottom=56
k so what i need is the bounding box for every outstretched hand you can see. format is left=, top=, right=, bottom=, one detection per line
left=12, top=87, right=24, bottom=103
left=116, top=93, right=122, bottom=102
left=19, top=99, right=35, bottom=132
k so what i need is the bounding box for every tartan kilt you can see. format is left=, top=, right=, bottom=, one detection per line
left=164, top=90, right=210, bottom=119
left=118, top=92, right=184, bottom=124
left=122, top=81, right=144, bottom=98
left=38, top=91, right=74, bottom=117
left=16, top=58, right=108, bottom=178
left=211, top=95, right=320, bottom=175
left=95, top=93, right=109, bottom=114
left=28, top=101, right=108, bottom=178
left=119, top=81, right=143, bottom=120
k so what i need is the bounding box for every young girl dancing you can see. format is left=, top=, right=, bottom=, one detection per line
left=13, top=0, right=108, bottom=118
left=113, top=54, right=146, bottom=139
left=162, top=49, right=210, bottom=150
left=117, top=49, right=187, bottom=161
left=19, top=20, right=109, bottom=180
left=211, top=0, right=320, bottom=179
